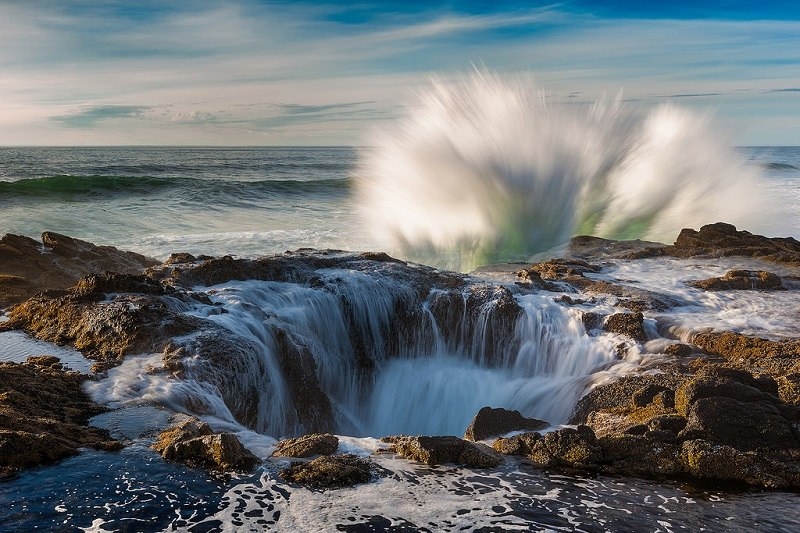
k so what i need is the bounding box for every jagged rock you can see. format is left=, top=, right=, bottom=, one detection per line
left=526, top=425, right=602, bottom=469
left=566, top=235, right=668, bottom=260
left=679, top=396, right=795, bottom=450
left=0, top=232, right=157, bottom=309
left=680, top=439, right=800, bottom=489
left=152, top=417, right=213, bottom=455
left=598, top=434, right=683, bottom=476
left=492, top=432, right=542, bottom=456
left=279, top=454, right=372, bottom=489
left=690, top=269, right=784, bottom=291
left=0, top=360, right=121, bottom=479
left=666, top=222, right=800, bottom=263
left=386, top=435, right=503, bottom=468
left=154, top=417, right=259, bottom=472
left=603, top=312, right=648, bottom=343
left=692, top=331, right=800, bottom=361
left=272, top=433, right=339, bottom=458
left=463, top=407, right=548, bottom=441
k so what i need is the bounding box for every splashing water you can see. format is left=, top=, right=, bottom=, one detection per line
left=355, top=71, right=779, bottom=271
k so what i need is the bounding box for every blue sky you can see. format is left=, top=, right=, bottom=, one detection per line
left=1, top=0, right=798, bottom=145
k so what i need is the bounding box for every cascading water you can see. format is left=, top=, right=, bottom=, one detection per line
left=90, top=262, right=635, bottom=439
left=355, top=70, right=782, bottom=272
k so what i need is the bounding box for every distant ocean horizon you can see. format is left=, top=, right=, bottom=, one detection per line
left=1, top=144, right=798, bottom=269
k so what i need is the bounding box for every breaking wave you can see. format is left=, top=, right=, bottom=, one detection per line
left=355, top=71, right=783, bottom=271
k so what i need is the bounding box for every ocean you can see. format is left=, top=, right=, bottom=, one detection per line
left=2, top=77, right=800, bottom=531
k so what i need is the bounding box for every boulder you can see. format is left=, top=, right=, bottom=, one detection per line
left=690, top=270, right=784, bottom=291
left=386, top=435, right=503, bottom=468
left=603, top=312, right=648, bottom=343
left=526, top=425, right=602, bottom=469
left=272, top=433, right=339, bottom=458
left=279, top=454, right=373, bottom=489
left=667, top=222, right=800, bottom=263
left=154, top=418, right=259, bottom=472
left=492, top=432, right=542, bottom=456
left=463, top=407, right=548, bottom=441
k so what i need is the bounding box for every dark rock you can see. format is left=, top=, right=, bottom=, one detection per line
left=0, top=361, right=121, bottom=476
left=279, top=454, right=373, bottom=489
left=272, top=433, right=339, bottom=458
left=165, top=252, right=198, bottom=265
left=492, top=432, right=542, bottom=456
left=154, top=417, right=259, bottom=472
left=680, top=439, right=800, bottom=488
left=388, top=435, right=503, bottom=468
left=690, top=269, right=784, bottom=291
left=527, top=425, right=602, bottom=469
left=679, top=397, right=795, bottom=450
left=631, top=384, right=674, bottom=409
left=604, top=312, right=648, bottom=343
left=667, top=222, right=800, bottom=263
left=463, top=407, right=548, bottom=441
left=599, top=434, right=683, bottom=476
left=664, top=343, right=695, bottom=357
left=566, top=235, right=668, bottom=260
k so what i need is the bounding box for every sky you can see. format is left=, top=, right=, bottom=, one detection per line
left=1, top=0, right=798, bottom=146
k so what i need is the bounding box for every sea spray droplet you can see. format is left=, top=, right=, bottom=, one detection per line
left=355, top=71, right=779, bottom=271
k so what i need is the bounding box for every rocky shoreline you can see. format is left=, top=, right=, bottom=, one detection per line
left=1, top=223, right=799, bottom=490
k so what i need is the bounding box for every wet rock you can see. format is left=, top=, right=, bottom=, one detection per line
left=667, top=222, right=800, bottom=263
left=692, top=331, right=800, bottom=361
left=0, top=232, right=157, bottom=309
left=154, top=417, right=259, bottom=472
left=272, top=433, right=339, bottom=458
left=463, top=407, right=548, bottom=442
left=603, top=312, right=648, bottom=343
left=680, top=439, right=800, bottom=489
left=0, top=360, right=121, bottom=478
left=279, top=454, right=373, bottom=489
left=25, top=355, right=63, bottom=369
left=492, top=432, right=543, bottom=456
left=690, top=269, right=784, bottom=291
left=386, top=435, right=503, bottom=468
left=526, top=425, right=602, bottom=469
left=598, top=435, right=683, bottom=476
left=566, top=235, right=668, bottom=260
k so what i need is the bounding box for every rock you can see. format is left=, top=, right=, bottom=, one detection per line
left=279, top=454, right=372, bottom=489
left=680, top=439, right=800, bottom=489
left=692, top=331, right=800, bottom=361
left=25, top=355, right=62, bottom=369
left=667, top=222, right=800, bottom=263
left=463, top=407, right=548, bottom=441
left=492, top=432, right=542, bottom=456
left=598, top=435, right=683, bottom=476
left=152, top=417, right=213, bottom=455
left=603, top=312, right=648, bottom=343
left=679, top=397, right=795, bottom=450
left=690, top=269, right=784, bottom=291
left=272, top=433, right=339, bottom=458
left=566, top=235, right=668, bottom=261
left=526, top=425, right=602, bottom=469
left=154, top=417, right=259, bottom=472
left=0, top=232, right=158, bottom=309
left=0, top=361, right=121, bottom=477
left=387, top=435, right=503, bottom=468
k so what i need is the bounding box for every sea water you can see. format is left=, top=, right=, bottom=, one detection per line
left=2, top=73, right=800, bottom=531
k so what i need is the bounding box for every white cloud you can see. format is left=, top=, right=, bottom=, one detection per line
left=0, top=2, right=797, bottom=145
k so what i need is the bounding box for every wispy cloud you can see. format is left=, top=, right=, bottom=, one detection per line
left=52, top=105, right=151, bottom=128
left=0, top=1, right=798, bottom=145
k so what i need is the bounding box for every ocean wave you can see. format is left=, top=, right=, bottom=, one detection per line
left=763, top=162, right=799, bottom=171
left=0, top=174, right=350, bottom=201
left=355, top=71, right=788, bottom=271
